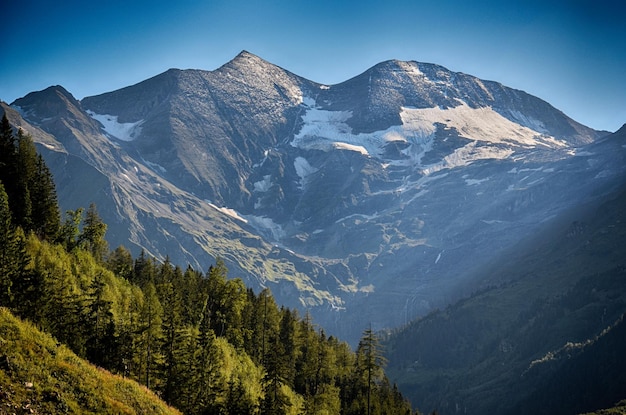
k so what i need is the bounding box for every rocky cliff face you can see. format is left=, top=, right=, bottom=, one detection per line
left=6, top=51, right=623, bottom=343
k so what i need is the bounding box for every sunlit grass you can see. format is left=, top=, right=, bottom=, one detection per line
left=0, top=307, right=181, bottom=415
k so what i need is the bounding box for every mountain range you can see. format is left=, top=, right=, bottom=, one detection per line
left=3, top=50, right=624, bottom=347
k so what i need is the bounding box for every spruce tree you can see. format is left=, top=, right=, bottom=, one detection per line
left=59, top=208, right=83, bottom=251
left=30, top=154, right=60, bottom=240
left=355, top=325, right=387, bottom=415
left=0, top=114, right=17, bottom=205
left=14, top=129, right=37, bottom=231
left=0, top=114, right=14, bottom=159
left=106, top=245, right=134, bottom=280
left=0, top=182, right=18, bottom=305
left=84, top=272, right=116, bottom=368
left=79, top=203, right=108, bottom=261
left=139, top=282, right=164, bottom=390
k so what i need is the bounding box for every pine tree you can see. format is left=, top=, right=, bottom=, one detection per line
left=0, top=114, right=17, bottom=207
left=79, top=203, right=108, bottom=262
left=225, top=375, right=257, bottom=415
left=138, top=282, right=164, bottom=390
left=133, top=249, right=156, bottom=287
left=0, top=114, right=14, bottom=161
left=59, top=208, right=83, bottom=251
left=278, top=307, right=298, bottom=388
left=157, top=259, right=184, bottom=404
left=14, top=129, right=37, bottom=231
left=106, top=245, right=134, bottom=280
left=0, top=182, right=27, bottom=306
left=29, top=154, right=60, bottom=240
left=355, top=325, right=387, bottom=415
left=84, top=272, right=117, bottom=368
left=195, top=305, right=226, bottom=413
left=262, top=331, right=290, bottom=415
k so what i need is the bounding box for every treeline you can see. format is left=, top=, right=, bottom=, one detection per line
left=0, top=113, right=415, bottom=415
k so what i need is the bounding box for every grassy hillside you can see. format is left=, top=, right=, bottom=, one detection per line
left=0, top=307, right=181, bottom=415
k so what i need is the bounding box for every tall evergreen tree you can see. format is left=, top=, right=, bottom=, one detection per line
left=59, top=208, right=83, bottom=251
left=0, top=114, right=14, bottom=160
left=29, top=154, right=60, bottom=240
left=79, top=203, right=108, bottom=262
left=354, top=325, right=387, bottom=415
left=14, top=129, right=37, bottom=231
left=157, top=259, right=184, bottom=404
left=0, top=182, right=27, bottom=306
left=0, top=114, right=17, bottom=207
left=278, top=307, right=298, bottom=388
left=195, top=305, right=226, bottom=413
left=225, top=375, right=257, bottom=415
left=106, top=245, right=134, bottom=280
left=138, top=282, right=164, bottom=390
left=84, top=272, right=117, bottom=368
left=133, top=249, right=156, bottom=287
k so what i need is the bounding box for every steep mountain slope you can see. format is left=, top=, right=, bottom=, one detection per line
left=0, top=307, right=181, bottom=414
left=5, top=51, right=623, bottom=343
left=384, top=128, right=626, bottom=414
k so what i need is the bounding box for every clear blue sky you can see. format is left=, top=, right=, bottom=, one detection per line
left=1, top=0, right=624, bottom=132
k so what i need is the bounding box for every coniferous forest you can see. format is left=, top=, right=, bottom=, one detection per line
left=0, top=113, right=416, bottom=414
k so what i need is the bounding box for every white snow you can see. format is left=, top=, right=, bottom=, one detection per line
left=253, top=150, right=270, bottom=168
left=208, top=203, right=248, bottom=223
left=253, top=175, right=272, bottom=192
left=86, top=110, right=144, bottom=141
left=401, top=101, right=556, bottom=147
left=422, top=142, right=514, bottom=175
left=397, top=61, right=424, bottom=78
left=292, top=97, right=436, bottom=162
left=40, top=143, right=58, bottom=150
left=294, top=156, right=318, bottom=188
left=244, top=215, right=285, bottom=240
left=333, top=142, right=369, bottom=155
left=292, top=97, right=560, bottom=178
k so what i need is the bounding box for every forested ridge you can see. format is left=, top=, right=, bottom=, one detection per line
left=0, top=113, right=416, bottom=414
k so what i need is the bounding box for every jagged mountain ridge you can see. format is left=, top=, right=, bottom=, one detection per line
left=6, top=51, right=623, bottom=343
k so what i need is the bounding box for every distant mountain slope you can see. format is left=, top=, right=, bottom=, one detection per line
left=4, top=51, right=623, bottom=343
left=0, top=307, right=181, bottom=415
left=384, top=128, right=626, bottom=414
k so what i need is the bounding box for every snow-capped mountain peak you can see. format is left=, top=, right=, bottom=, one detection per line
left=9, top=52, right=621, bottom=344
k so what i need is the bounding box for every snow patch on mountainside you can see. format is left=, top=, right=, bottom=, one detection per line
left=292, top=98, right=562, bottom=173
left=86, top=110, right=144, bottom=141
left=245, top=215, right=286, bottom=241
left=422, top=142, right=514, bottom=175
left=208, top=203, right=248, bottom=223
left=254, top=175, right=272, bottom=192
left=292, top=97, right=434, bottom=158
left=294, top=156, right=318, bottom=189
left=401, top=101, right=559, bottom=147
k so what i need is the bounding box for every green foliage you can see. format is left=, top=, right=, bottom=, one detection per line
left=0, top=122, right=60, bottom=241
left=79, top=203, right=108, bottom=261
left=10, top=234, right=415, bottom=414
left=0, top=307, right=182, bottom=415
left=0, top=124, right=416, bottom=414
